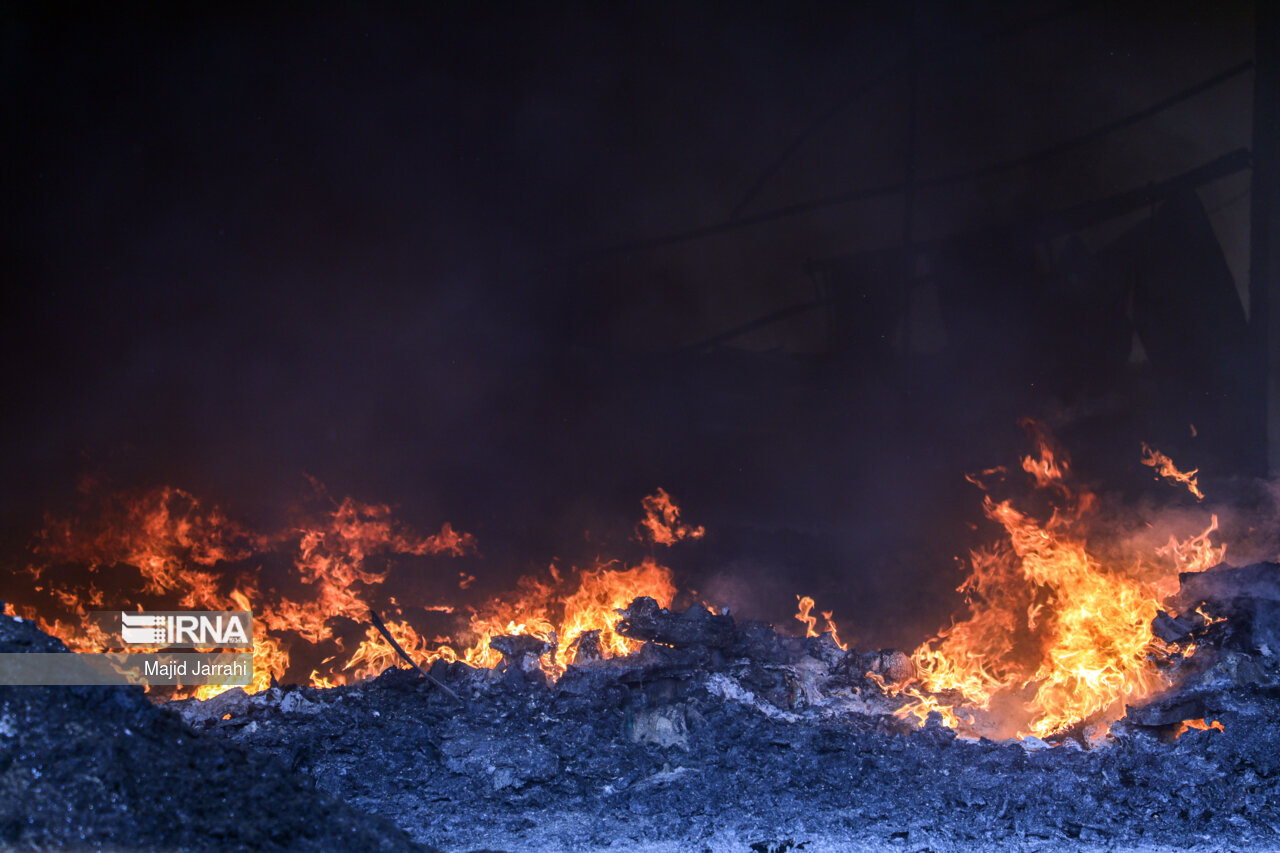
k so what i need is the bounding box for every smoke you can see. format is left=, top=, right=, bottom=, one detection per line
left=0, top=4, right=1263, bottom=666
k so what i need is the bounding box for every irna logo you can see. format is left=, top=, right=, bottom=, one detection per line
left=120, top=611, right=252, bottom=647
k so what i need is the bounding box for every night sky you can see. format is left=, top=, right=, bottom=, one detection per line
left=0, top=1, right=1261, bottom=645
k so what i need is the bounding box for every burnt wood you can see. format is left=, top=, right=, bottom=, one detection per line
left=616, top=597, right=735, bottom=648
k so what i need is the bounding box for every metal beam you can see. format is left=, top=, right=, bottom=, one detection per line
left=1252, top=2, right=1280, bottom=474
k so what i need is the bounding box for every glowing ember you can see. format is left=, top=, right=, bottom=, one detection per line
left=1172, top=717, right=1224, bottom=738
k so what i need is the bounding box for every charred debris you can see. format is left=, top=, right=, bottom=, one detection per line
left=3, top=562, right=1280, bottom=852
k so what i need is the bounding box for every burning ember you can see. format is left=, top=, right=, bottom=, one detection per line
left=1172, top=717, right=1225, bottom=738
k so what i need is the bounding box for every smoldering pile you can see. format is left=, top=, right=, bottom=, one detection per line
left=153, top=561, right=1280, bottom=852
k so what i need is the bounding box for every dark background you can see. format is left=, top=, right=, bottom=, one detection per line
left=0, top=1, right=1262, bottom=647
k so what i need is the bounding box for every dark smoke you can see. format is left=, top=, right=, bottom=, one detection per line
left=0, top=1, right=1261, bottom=646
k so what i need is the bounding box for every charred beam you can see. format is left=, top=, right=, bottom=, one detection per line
left=368, top=608, right=460, bottom=702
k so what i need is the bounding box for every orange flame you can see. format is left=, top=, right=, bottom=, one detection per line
left=18, top=485, right=476, bottom=695
left=795, top=595, right=818, bottom=637
left=637, top=488, right=705, bottom=546
left=339, top=558, right=678, bottom=680
left=894, top=425, right=1222, bottom=740
left=1157, top=514, right=1225, bottom=575
left=1173, top=717, right=1224, bottom=738
left=1019, top=421, right=1069, bottom=490
left=822, top=610, right=848, bottom=651
left=18, top=485, right=692, bottom=694
left=1141, top=443, right=1205, bottom=500
left=795, top=594, right=848, bottom=650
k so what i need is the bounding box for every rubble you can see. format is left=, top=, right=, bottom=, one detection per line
left=1173, top=562, right=1280, bottom=653
left=0, top=614, right=429, bottom=852
left=7, top=563, right=1280, bottom=851
left=182, top=564, right=1280, bottom=849
left=629, top=704, right=693, bottom=750
left=490, top=633, right=555, bottom=686
left=616, top=597, right=735, bottom=648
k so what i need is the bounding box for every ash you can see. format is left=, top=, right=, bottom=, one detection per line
left=7, top=565, right=1280, bottom=852
left=0, top=612, right=419, bottom=852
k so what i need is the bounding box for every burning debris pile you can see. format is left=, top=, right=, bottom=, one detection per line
left=4, top=561, right=1279, bottom=851
left=9, top=482, right=699, bottom=696
left=5, top=426, right=1280, bottom=849
left=169, top=562, right=1280, bottom=852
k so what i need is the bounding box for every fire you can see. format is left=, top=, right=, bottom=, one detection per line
left=1194, top=604, right=1228, bottom=626
left=8, top=456, right=1224, bottom=747
left=637, top=488, right=705, bottom=546
left=14, top=484, right=477, bottom=695
left=32, top=486, right=256, bottom=608
left=795, top=595, right=847, bottom=650
left=361, top=557, right=680, bottom=679
left=192, top=493, right=478, bottom=698
left=796, top=595, right=818, bottom=636
left=1157, top=515, right=1225, bottom=576
left=1172, top=717, right=1224, bottom=738
left=401, top=491, right=697, bottom=678
left=893, top=425, right=1222, bottom=739
left=1020, top=421, right=1069, bottom=490
left=1141, top=443, right=1204, bottom=500
left=343, top=618, right=435, bottom=683
left=558, top=558, right=677, bottom=660
left=12, top=484, right=696, bottom=693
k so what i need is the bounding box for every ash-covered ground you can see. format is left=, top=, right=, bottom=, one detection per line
left=5, top=563, right=1280, bottom=852
left=0, top=612, right=426, bottom=852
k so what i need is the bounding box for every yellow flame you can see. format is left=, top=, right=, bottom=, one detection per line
left=1141, top=443, right=1205, bottom=500
left=896, top=427, right=1221, bottom=739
